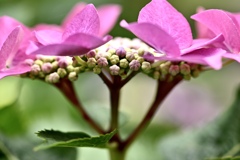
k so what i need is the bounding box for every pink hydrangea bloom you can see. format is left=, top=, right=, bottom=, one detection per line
left=192, top=9, right=240, bottom=62
left=0, top=16, right=31, bottom=79
left=120, top=0, right=226, bottom=69
left=29, top=4, right=113, bottom=56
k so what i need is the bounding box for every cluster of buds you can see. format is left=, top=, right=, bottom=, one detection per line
left=21, top=37, right=202, bottom=83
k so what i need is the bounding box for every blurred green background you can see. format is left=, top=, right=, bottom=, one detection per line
left=1, top=0, right=240, bottom=160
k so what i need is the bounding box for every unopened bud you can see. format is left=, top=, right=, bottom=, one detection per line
left=107, top=48, right=116, bottom=55
left=143, top=51, right=154, bottom=63
left=86, top=50, right=96, bottom=58
left=46, top=72, right=60, bottom=83
left=52, top=61, right=58, bottom=70
left=153, top=71, right=160, bottom=79
left=24, top=59, right=34, bottom=66
left=141, top=62, right=151, bottom=73
left=160, top=62, right=171, bottom=75
left=116, top=47, right=126, bottom=57
left=34, top=59, right=43, bottom=66
left=169, top=65, right=180, bottom=76
left=58, top=58, right=69, bottom=68
left=41, top=62, right=52, bottom=74
left=93, top=66, right=102, bottom=74
left=180, top=63, right=190, bottom=75
left=129, top=60, right=140, bottom=71
left=110, top=65, right=120, bottom=75
left=57, top=68, right=67, bottom=78
left=192, top=70, right=200, bottom=78
left=67, top=65, right=74, bottom=72
left=31, top=64, right=41, bottom=75
left=87, top=58, right=97, bottom=68
left=119, top=59, right=129, bottom=68
left=97, top=57, right=108, bottom=67
left=68, top=72, right=78, bottom=81
left=126, top=52, right=135, bottom=61
left=110, top=55, right=119, bottom=65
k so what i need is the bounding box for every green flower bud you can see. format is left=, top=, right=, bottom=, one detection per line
left=107, top=48, right=116, bottom=55
left=38, top=71, right=45, bottom=78
left=34, top=59, right=43, bottom=66
left=192, top=70, right=200, bottom=78
left=110, top=65, right=120, bottom=75
left=87, top=57, right=97, bottom=68
left=51, top=61, right=59, bottom=70
left=153, top=71, right=160, bottom=79
left=68, top=72, right=78, bottom=81
left=141, top=61, right=151, bottom=73
left=67, top=65, right=75, bottom=72
left=93, top=66, right=102, bottom=74
left=119, top=59, right=129, bottom=68
left=160, top=62, right=171, bottom=75
left=110, top=55, right=119, bottom=65
left=57, top=68, right=67, bottom=78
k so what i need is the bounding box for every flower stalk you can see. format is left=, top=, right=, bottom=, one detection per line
left=54, top=78, right=105, bottom=134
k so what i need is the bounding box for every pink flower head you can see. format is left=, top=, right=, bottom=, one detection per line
left=120, top=0, right=226, bottom=69
left=0, top=16, right=31, bottom=79
left=192, top=9, right=240, bottom=62
left=30, top=4, right=114, bottom=56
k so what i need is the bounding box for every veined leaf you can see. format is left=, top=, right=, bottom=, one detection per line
left=35, top=129, right=117, bottom=151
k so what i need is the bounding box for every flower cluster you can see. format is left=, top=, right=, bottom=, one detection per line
left=0, top=0, right=238, bottom=82
left=22, top=37, right=202, bottom=83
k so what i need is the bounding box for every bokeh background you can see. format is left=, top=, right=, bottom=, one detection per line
left=1, top=0, right=240, bottom=160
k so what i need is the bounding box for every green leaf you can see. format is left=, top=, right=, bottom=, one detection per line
left=0, top=134, right=77, bottom=160
left=35, top=129, right=117, bottom=151
left=157, top=86, right=240, bottom=160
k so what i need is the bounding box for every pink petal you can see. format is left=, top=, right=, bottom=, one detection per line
left=0, top=64, right=30, bottom=79
left=64, top=33, right=111, bottom=47
left=62, top=2, right=87, bottom=29
left=138, top=0, right=192, bottom=49
left=191, top=9, right=240, bottom=53
left=0, top=26, right=23, bottom=69
left=222, top=52, right=240, bottom=63
left=33, top=24, right=62, bottom=32
left=120, top=20, right=180, bottom=56
left=35, top=30, right=62, bottom=45
left=180, top=48, right=225, bottom=70
left=181, top=34, right=224, bottom=54
left=97, top=4, right=122, bottom=36
left=31, top=33, right=111, bottom=56
left=154, top=48, right=225, bottom=70
left=0, top=16, right=29, bottom=48
left=63, top=4, right=100, bottom=40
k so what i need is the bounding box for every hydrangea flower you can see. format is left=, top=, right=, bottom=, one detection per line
left=0, top=16, right=32, bottom=79
left=29, top=4, right=113, bottom=56
left=192, top=9, right=240, bottom=62
left=120, top=0, right=226, bottom=69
